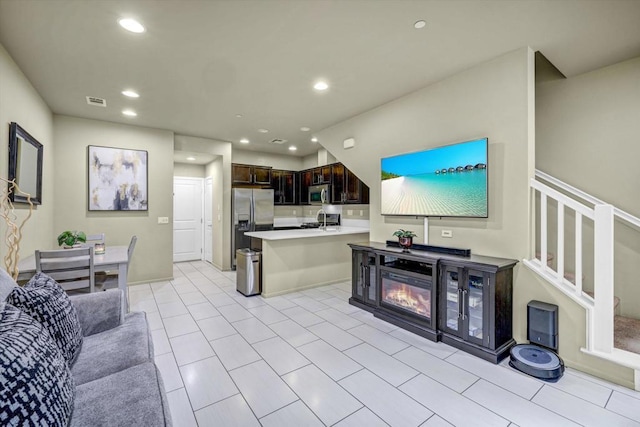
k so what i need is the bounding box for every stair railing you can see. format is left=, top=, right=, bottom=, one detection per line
left=526, top=170, right=620, bottom=353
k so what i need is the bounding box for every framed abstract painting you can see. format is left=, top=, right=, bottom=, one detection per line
left=88, top=145, right=148, bottom=211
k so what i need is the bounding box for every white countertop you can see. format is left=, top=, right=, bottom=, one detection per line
left=246, top=226, right=369, bottom=241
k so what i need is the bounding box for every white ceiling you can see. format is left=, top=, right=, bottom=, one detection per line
left=1, top=0, right=639, bottom=157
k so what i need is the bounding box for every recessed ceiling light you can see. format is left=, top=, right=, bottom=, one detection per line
left=288, top=146, right=297, bottom=151
left=235, top=114, right=243, bottom=118
left=121, top=90, right=139, bottom=98
left=313, top=81, right=329, bottom=91
left=122, top=109, right=137, bottom=117
left=240, top=138, right=249, bottom=144
left=414, top=20, right=426, bottom=29
left=258, top=128, right=269, bottom=133
left=300, top=127, right=311, bottom=132
left=118, top=18, right=145, bottom=33
left=311, top=137, right=318, bottom=143
left=186, top=156, right=196, bottom=161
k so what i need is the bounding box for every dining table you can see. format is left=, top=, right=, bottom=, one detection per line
left=17, top=245, right=131, bottom=309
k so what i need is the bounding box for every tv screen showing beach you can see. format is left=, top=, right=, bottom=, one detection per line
left=380, top=138, right=488, bottom=217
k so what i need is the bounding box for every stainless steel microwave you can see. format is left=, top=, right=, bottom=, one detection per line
left=309, top=184, right=330, bottom=205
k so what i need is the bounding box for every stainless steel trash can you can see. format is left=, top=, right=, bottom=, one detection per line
left=236, top=249, right=261, bottom=296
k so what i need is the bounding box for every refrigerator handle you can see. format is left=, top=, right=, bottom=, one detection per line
left=250, top=192, right=255, bottom=229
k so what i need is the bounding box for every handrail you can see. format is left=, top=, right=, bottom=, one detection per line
left=536, top=169, right=640, bottom=229
left=531, top=179, right=594, bottom=219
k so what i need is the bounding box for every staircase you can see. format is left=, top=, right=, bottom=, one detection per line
left=524, top=170, right=640, bottom=390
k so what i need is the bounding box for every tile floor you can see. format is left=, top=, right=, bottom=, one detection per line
left=129, top=261, right=640, bottom=427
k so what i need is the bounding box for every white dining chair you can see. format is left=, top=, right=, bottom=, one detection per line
left=35, top=247, right=95, bottom=293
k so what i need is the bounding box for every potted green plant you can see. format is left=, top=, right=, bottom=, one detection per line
left=393, top=229, right=416, bottom=251
left=57, top=230, right=87, bottom=248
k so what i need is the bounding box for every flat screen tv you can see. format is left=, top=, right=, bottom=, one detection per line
left=380, top=138, right=488, bottom=217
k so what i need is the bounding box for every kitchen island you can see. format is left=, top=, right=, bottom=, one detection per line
left=245, top=226, right=369, bottom=297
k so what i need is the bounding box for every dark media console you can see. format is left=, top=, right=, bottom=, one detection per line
left=349, top=241, right=517, bottom=363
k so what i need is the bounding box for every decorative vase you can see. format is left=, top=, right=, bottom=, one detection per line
left=398, top=236, right=413, bottom=252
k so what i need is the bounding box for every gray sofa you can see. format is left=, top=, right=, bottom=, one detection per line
left=1, top=276, right=172, bottom=426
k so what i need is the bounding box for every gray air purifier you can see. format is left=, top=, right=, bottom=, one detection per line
left=509, top=300, right=565, bottom=381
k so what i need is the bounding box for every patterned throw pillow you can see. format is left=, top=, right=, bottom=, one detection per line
left=0, top=302, right=75, bottom=426
left=7, top=272, right=83, bottom=365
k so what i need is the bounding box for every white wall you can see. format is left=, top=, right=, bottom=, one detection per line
left=232, top=149, right=303, bottom=171
left=0, top=43, right=55, bottom=266
left=53, top=115, right=174, bottom=284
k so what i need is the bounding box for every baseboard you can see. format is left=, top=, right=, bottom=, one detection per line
left=261, top=277, right=349, bottom=298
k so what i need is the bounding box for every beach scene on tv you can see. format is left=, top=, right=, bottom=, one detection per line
left=381, top=138, right=488, bottom=217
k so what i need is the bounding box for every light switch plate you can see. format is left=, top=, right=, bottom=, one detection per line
left=441, top=229, right=453, bottom=238
left=158, top=217, right=169, bottom=224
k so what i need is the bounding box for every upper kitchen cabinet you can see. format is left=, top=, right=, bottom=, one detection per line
left=232, top=163, right=272, bottom=186
left=271, top=169, right=296, bottom=205
left=331, top=163, right=370, bottom=204
left=299, top=170, right=312, bottom=205
left=312, top=165, right=332, bottom=185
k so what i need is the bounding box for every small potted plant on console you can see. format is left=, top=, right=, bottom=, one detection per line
left=57, top=230, right=87, bottom=249
left=393, top=229, right=416, bottom=252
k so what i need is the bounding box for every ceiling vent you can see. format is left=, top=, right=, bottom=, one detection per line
left=269, top=138, right=287, bottom=144
left=86, top=96, right=106, bottom=107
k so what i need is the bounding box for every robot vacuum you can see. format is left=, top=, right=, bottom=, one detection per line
left=509, top=343, right=564, bottom=381
left=509, top=300, right=565, bottom=382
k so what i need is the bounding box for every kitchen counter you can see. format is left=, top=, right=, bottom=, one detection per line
left=245, top=226, right=369, bottom=240
left=246, top=226, right=369, bottom=297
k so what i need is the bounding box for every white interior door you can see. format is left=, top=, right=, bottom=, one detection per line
left=173, top=177, right=203, bottom=262
left=204, top=177, right=213, bottom=263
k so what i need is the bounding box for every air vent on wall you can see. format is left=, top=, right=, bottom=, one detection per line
left=86, top=96, right=107, bottom=107
left=269, top=138, right=287, bottom=144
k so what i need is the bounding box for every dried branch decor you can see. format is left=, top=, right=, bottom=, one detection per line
left=1, top=178, right=33, bottom=280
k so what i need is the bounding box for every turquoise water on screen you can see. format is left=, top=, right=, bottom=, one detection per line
left=381, top=169, right=487, bottom=217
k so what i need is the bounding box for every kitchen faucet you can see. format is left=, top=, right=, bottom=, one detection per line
left=317, top=208, right=327, bottom=231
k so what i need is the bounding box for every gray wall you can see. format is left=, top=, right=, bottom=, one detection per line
left=232, top=149, right=303, bottom=171
left=53, top=115, right=174, bottom=284
left=174, top=162, right=206, bottom=178
left=0, top=43, right=55, bottom=263
left=537, top=55, right=640, bottom=319
left=175, top=135, right=232, bottom=270
left=317, top=47, right=633, bottom=387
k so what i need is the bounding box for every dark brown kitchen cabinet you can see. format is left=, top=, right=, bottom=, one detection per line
left=232, top=164, right=272, bottom=185
left=299, top=170, right=312, bottom=204
left=331, top=163, right=370, bottom=204
left=271, top=169, right=296, bottom=205
left=331, top=163, right=345, bottom=203
left=312, top=165, right=332, bottom=185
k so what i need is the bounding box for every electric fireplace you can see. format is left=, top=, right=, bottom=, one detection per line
left=375, top=256, right=438, bottom=339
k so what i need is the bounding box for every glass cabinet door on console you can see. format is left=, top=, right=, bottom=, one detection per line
left=466, top=269, right=489, bottom=347
left=351, top=250, right=377, bottom=308
left=442, top=266, right=461, bottom=334
left=439, top=264, right=490, bottom=348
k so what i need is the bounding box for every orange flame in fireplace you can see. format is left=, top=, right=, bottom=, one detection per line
left=384, top=283, right=430, bottom=317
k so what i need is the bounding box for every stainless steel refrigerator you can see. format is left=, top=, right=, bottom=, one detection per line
left=232, top=188, right=274, bottom=269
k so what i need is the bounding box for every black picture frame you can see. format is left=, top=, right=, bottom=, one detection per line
left=8, top=122, right=43, bottom=205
